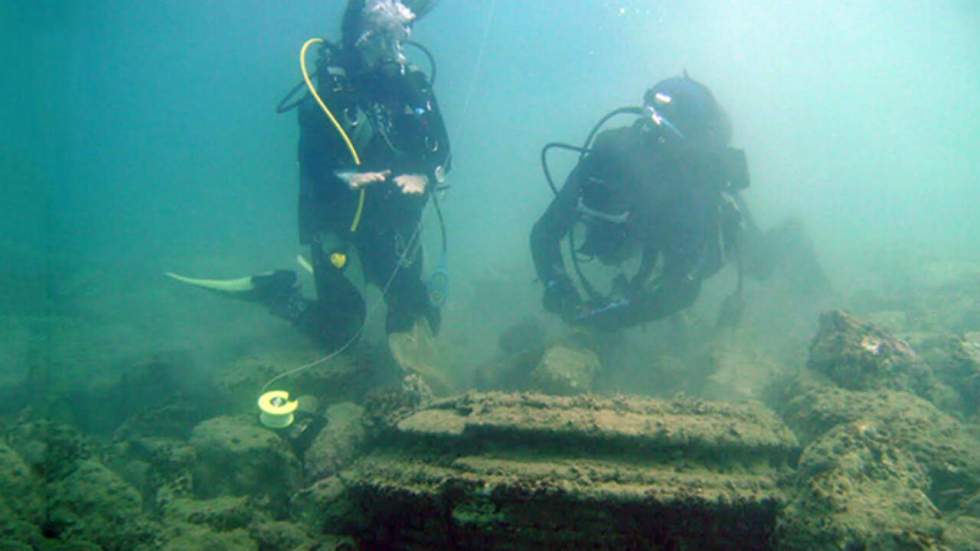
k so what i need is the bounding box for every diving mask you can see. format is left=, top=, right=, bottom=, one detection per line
left=357, top=0, right=416, bottom=65
left=643, top=91, right=686, bottom=142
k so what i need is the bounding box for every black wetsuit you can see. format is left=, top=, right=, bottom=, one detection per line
left=293, top=50, right=451, bottom=347
left=531, top=122, right=740, bottom=331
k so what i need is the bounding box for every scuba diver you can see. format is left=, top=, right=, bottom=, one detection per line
left=169, top=0, right=451, bottom=371
left=532, top=74, right=829, bottom=332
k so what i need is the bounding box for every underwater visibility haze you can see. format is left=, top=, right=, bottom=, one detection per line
left=2, top=1, right=980, bottom=549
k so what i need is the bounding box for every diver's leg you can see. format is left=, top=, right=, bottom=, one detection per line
left=357, top=225, right=439, bottom=335
left=385, top=258, right=439, bottom=336
left=305, top=240, right=366, bottom=349
left=166, top=260, right=363, bottom=351
left=357, top=224, right=450, bottom=393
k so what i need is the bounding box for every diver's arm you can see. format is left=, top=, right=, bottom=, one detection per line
left=629, top=244, right=659, bottom=292
left=530, top=164, right=585, bottom=285
left=297, top=96, right=349, bottom=245
left=531, top=127, right=623, bottom=285
left=580, top=274, right=702, bottom=330
left=579, top=184, right=707, bottom=330
left=577, top=233, right=704, bottom=329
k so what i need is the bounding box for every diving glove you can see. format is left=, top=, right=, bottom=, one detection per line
left=574, top=298, right=631, bottom=331
left=542, top=276, right=581, bottom=322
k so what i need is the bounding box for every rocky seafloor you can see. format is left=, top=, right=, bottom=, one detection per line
left=2, top=261, right=980, bottom=550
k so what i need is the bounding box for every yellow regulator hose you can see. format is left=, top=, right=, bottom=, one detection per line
left=300, top=38, right=366, bottom=232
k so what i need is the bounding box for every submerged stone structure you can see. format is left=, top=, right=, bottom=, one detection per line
left=336, top=391, right=799, bottom=550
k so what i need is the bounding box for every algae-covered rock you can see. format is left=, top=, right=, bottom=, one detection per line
left=0, top=520, right=42, bottom=550
left=919, top=332, right=980, bottom=417
left=361, top=375, right=433, bottom=434
left=0, top=539, right=33, bottom=551
left=777, top=374, right=980, bottom=508
left=943, top=517, right=980, bottom=551
left=120, top=436, right=196, bottom=511
left=531, top=345, right=600, bottom=395
left=6, top=419, right=94, bottom=481
left=289, top=476, right=363, bottom=534
left=247, top=519, right=314, bottom=550
left=47, top=459, right=158, bottom=549
left=46, top=541, right=104, bottom=551
left=2, top=420, right=162, bottom=549
left=114, top=400, right=211, bottom=442
left=808, top=310, right=933, bottom=394
left=340, top=391, right=798, bottom=549
left=304, top=402, right=366, bottom=481
left=772, top=370, right=980, bottom=550
left=775, top=421, right=946, bottom=550
left=189, top=416, right=301, bottom=508
left=159, top=522, right=257, bottom=551
left=0, top=440, right=43, bottom=525
left=163, top=496, right=254, bottom=531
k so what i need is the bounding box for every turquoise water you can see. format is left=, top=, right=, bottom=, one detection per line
left=2, top=1, right=980, bottom=548
left=4, top=0, right=980, bottom=435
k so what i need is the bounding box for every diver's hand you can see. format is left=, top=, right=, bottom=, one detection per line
left=337, top=170, right=391, bottom=189
left=542, top=276, right=581, bottom=322
left=393, top=174, right=428, bottom=195
left=574, top=298, right=631, bottom=331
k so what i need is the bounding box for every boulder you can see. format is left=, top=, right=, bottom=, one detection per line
left=777, top=375, right=980, bottom=507
left=159, top=522, right=257, bottom=551
left=775, top=421, right=947, bottom=550
left=163, top=496, right=254, bottom=532
left=531, top=345, right=600, bottom=395
left=289, top=476, right=362, bottom=534
left=0, top=440, right=43, bottom=525
left=773, top=374, right=980, bottom=549
left=920, top=332, right=980, bottom=417
left=303, top=402, right=367, bottom=481
left=47, top=459, right=158, bottom=549
left=247, top=519, right=314, bottom=551
left=5, top=419, right=94, bottom=481
left=120, top=436, right=197, bottom=511
left=808, top=310, right=933, bottom=394
left=189, top=416, right=301, bottom=510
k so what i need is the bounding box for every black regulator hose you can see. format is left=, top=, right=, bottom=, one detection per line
left=404, top=40, right=437, bottom=86
left=276, top=76, right=317, bottom=114
left=276, top=41, right=437, bottom=114
left=580, top=106, right=643, bottom=158
left=540, top=106, right=644, bottom=198
left=539, top=106, right=645, bottom=302
left=541, top=142, right=590, bottom=197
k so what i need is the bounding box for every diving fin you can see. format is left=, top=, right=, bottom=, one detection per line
left=165, top=272, right=255, bottom=292
left=388, top=317, right=454, bottom=396
left=165, top=269, right=300, bottom=304
left=296, top=255, right=314, bottom=274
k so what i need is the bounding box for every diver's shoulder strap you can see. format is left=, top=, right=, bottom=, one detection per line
left=405, top=64, right=432, bottom=91
left=303, top=50, right=375, bottom=152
